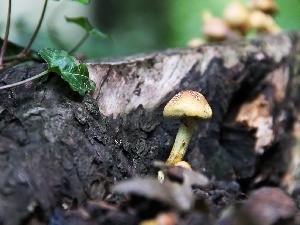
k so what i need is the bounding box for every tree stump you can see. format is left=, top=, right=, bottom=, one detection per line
left=0, top=31, right=300, bottom=224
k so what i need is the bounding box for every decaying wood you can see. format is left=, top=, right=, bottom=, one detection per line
left=0, top=32, right=300, bottom=224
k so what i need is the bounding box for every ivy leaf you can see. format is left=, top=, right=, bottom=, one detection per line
left=65, top=16, right=112, bottom=39
left=38, top=48, right=95, bottom=96
left=69, top=0, right=90, bottom=4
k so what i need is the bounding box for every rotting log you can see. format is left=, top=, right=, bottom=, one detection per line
left=0, top=31, right=300, bottom=224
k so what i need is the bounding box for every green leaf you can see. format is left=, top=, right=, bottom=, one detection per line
left=65, top=16, right=112, bottom=39
left=38, top=48, right=95, bottom=95
left=89, top=28, right=112, bottom=39
left=69, top=0, right=90, bottom=4
left=65, top=16, right=93, bottom=30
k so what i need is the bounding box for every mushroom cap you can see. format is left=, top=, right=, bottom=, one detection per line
left=223, top=1, right=250, bottom=28
left=203, top=17, right=230, bottom=41
left=249, top=10, right=281, bottom=34
left=248, top=0, right=278, bottom=14
left=163, top=90, right=212, bottom=120
left=175, top=161, right=192, bottom=170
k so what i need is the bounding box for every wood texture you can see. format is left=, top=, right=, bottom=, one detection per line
left=0, top=32, right=299, bottom=224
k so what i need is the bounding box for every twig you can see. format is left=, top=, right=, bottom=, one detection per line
left=2, top=0, right=48, bottom=64
left=20, top=0, right=48, bottom=56
left=68, top=33, right=89, bottom=55
left=0, top=59, right=21, bottom=72
left=0, top=70, right=49, bottom=90
left=0, top=0, right=12, bottom=68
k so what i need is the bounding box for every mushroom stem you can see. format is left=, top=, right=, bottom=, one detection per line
left=166, top=117, right=197, bottom=165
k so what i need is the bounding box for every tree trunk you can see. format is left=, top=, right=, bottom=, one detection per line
left=0, top=31, right=299, bottom=224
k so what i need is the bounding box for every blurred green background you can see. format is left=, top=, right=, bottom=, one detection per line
left=0, top=0, right=300, bottom=59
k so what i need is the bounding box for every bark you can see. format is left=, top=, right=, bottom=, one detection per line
left=0, top=31, right=300, bottom=224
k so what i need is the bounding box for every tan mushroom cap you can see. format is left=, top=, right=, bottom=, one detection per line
left=249, top=10, right=281, bottom=34
left=203, top=17, right=230, bottom=40
left=175, top=161, right=192, bottom=170
left=223, top=1, right=250, bottom=28
left=163, top=90, right=212, bottom=120
left=248, top=0, right=278, bottom=14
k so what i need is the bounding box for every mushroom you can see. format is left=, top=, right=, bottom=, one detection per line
left=158, top=161, right=192, bottom=183
left=163, top=90, right=212, bottom=165
left=248, top=0, right=278, bottom=15
left=202, top=10, right=240, bottom=42
left=187, top=38, right=205, bottom=48
left=223, top=1, right=250, bottom=34
left=175, top=161, right=192, bottom=170
left=249, top=10, right=281, bottom=34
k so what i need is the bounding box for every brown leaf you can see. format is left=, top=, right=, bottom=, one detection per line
left=243, top=187, right=297, bottom=225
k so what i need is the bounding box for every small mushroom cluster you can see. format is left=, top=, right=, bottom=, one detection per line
left=188, top=0, right=280, bottom=47
left=158, top=90, right=212, bottom=182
